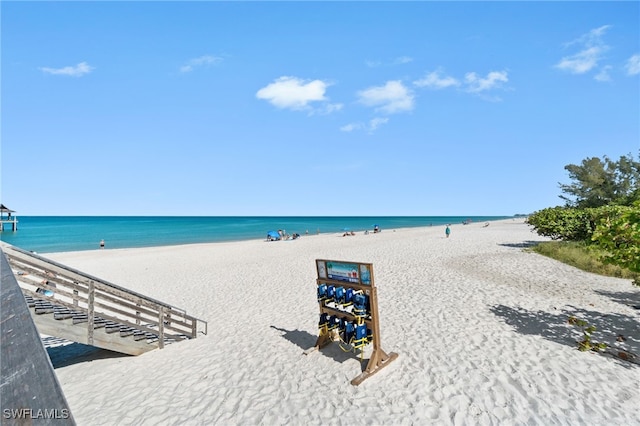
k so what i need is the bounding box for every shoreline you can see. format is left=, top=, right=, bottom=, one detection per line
left=2, top=215, right=515, bottom=254
left=45, top=219, right=640, bottom=424
left=47, top=218, right=523, bottom=256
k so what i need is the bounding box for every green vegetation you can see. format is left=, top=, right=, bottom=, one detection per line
left=559, top=153, right=640, bottom=208
left=531, top=241, right=640, bottom=282
left=567, top=317, right=607, bottom=352
left=527, top=152, right=640, bottom=286
left=591, top=203, right=640, bottom=274
left=526, top=206, right=595, bottom=241
left=527, top=152, right=639, bottom=359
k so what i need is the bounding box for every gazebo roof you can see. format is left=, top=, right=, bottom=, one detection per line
left=0, top=204, right=15, bottom=213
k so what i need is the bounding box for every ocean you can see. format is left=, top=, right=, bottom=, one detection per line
left=0, top=216, right=512, bottom=253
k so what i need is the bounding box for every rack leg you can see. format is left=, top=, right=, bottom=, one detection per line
left=350, top=350, right=399, bottom=386
left=303, top=332, right=333, bottom=355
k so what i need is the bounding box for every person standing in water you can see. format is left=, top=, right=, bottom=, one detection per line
left=100, top=239, right=105, bottom=249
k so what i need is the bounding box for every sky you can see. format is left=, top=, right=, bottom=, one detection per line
left=1, top=1, right=639, bottom=216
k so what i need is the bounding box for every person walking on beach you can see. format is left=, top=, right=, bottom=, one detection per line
left=100, top=239, right=105, bottom=249
left=445, top=225, right=451, bottom=238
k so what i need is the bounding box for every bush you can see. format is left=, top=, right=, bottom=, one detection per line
left=528, top=204, right=640, bottom=285
left=526, top=207, right=595, bottom=241
left=592, top=202, right=640, bottom=277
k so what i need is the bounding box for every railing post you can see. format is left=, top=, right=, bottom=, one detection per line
left=158, top=308, right=165, bottom=349
left=87, top=281, right=95, bottom=345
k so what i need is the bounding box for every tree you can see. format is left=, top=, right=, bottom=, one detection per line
left=559, top=152, right=640, bottom=208
left=616, top=154, right=640, bottom=205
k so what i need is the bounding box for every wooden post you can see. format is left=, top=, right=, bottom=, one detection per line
left=136, top=303, right=141, bottom=325
left=158, top=308, right=165, bottom=349
left=87, top=281, right=95, bottom=345
left=350, top=276, right=398, bottom=385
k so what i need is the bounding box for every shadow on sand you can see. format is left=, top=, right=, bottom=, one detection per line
left=498, top=241, right=541, bottom=249
left=594, top=289, right=640, bottom=310
left=43, top=337, right=129, bottom=369
left=270, top=325, right=365, bottom=366
left=490, top=304, right=640, bottom=368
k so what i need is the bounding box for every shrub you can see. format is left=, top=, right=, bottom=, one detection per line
left=526, top=207, right=595, bottom=241
left=592, top=202, right=640, bottom=280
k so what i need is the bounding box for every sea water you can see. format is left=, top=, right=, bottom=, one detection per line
left=0, top=216, right=512, bottom=253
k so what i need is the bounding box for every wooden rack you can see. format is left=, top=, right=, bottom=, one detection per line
left=305, top=259, right=398, bottom=385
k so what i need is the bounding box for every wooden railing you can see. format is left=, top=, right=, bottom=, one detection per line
left=1, top=252, right=76, bottom=424
left=1, top=243, right=207, bottom=349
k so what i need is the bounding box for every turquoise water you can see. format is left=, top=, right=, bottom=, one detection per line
left=0, top=216, right=512, bottom=253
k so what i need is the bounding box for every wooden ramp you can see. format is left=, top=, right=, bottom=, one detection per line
left=1, top=242, right=208, bottom=356
left=1, top=250, right=76, bottom=424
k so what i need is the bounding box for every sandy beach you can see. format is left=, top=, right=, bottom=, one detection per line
left=45, top=220, right=640, bottom=425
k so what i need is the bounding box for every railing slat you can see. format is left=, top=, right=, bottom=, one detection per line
left=158, top=309, right=165, bottom=349
left=87, top=281, right=95, bottom=345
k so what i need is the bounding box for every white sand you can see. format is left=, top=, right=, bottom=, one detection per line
left=46, top=220, right=640, bottom=425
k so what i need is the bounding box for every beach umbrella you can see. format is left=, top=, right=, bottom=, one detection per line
left=267, top=230, right=280, bottom=240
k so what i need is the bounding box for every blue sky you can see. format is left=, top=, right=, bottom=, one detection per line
left=2, top=1, right=639, bottom=216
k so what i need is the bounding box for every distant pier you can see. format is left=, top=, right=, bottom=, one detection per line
left=0, top=218, right=18, bottom=231
left=0, top=204, right=18, bottom=231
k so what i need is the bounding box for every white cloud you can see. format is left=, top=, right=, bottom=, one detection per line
left=413, top=68, right=508, bottom=100
left=357, top=80, right=414, bottom=114
left=625, top=54, right=640, bottom=76
left=595, top=65, right=613, bottom=82
left=566, top=25, right=611, bottom=48
left=340, top=122, right=363, bottom=132
left=414, top=69, right=460, bottom=89
left=369, top=117, right=389, bottom=131
left=555, top=25, right=610, bottom=74
left=180, top=55, right=223, bottom=73
left=366, top=56, right=413, bottom=67
left=393, top=56, right=414, bottom=65
left=556, top=47, right=604, bottom=74
left=256, top=76, right=332, bottom=110
left=340, top=117, right=389, bottom=134
left=39, top=62, right=94, bottom=77
left=464, top=71, right=508, bottom=93
left=307, top=102, right=344, bottom=116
